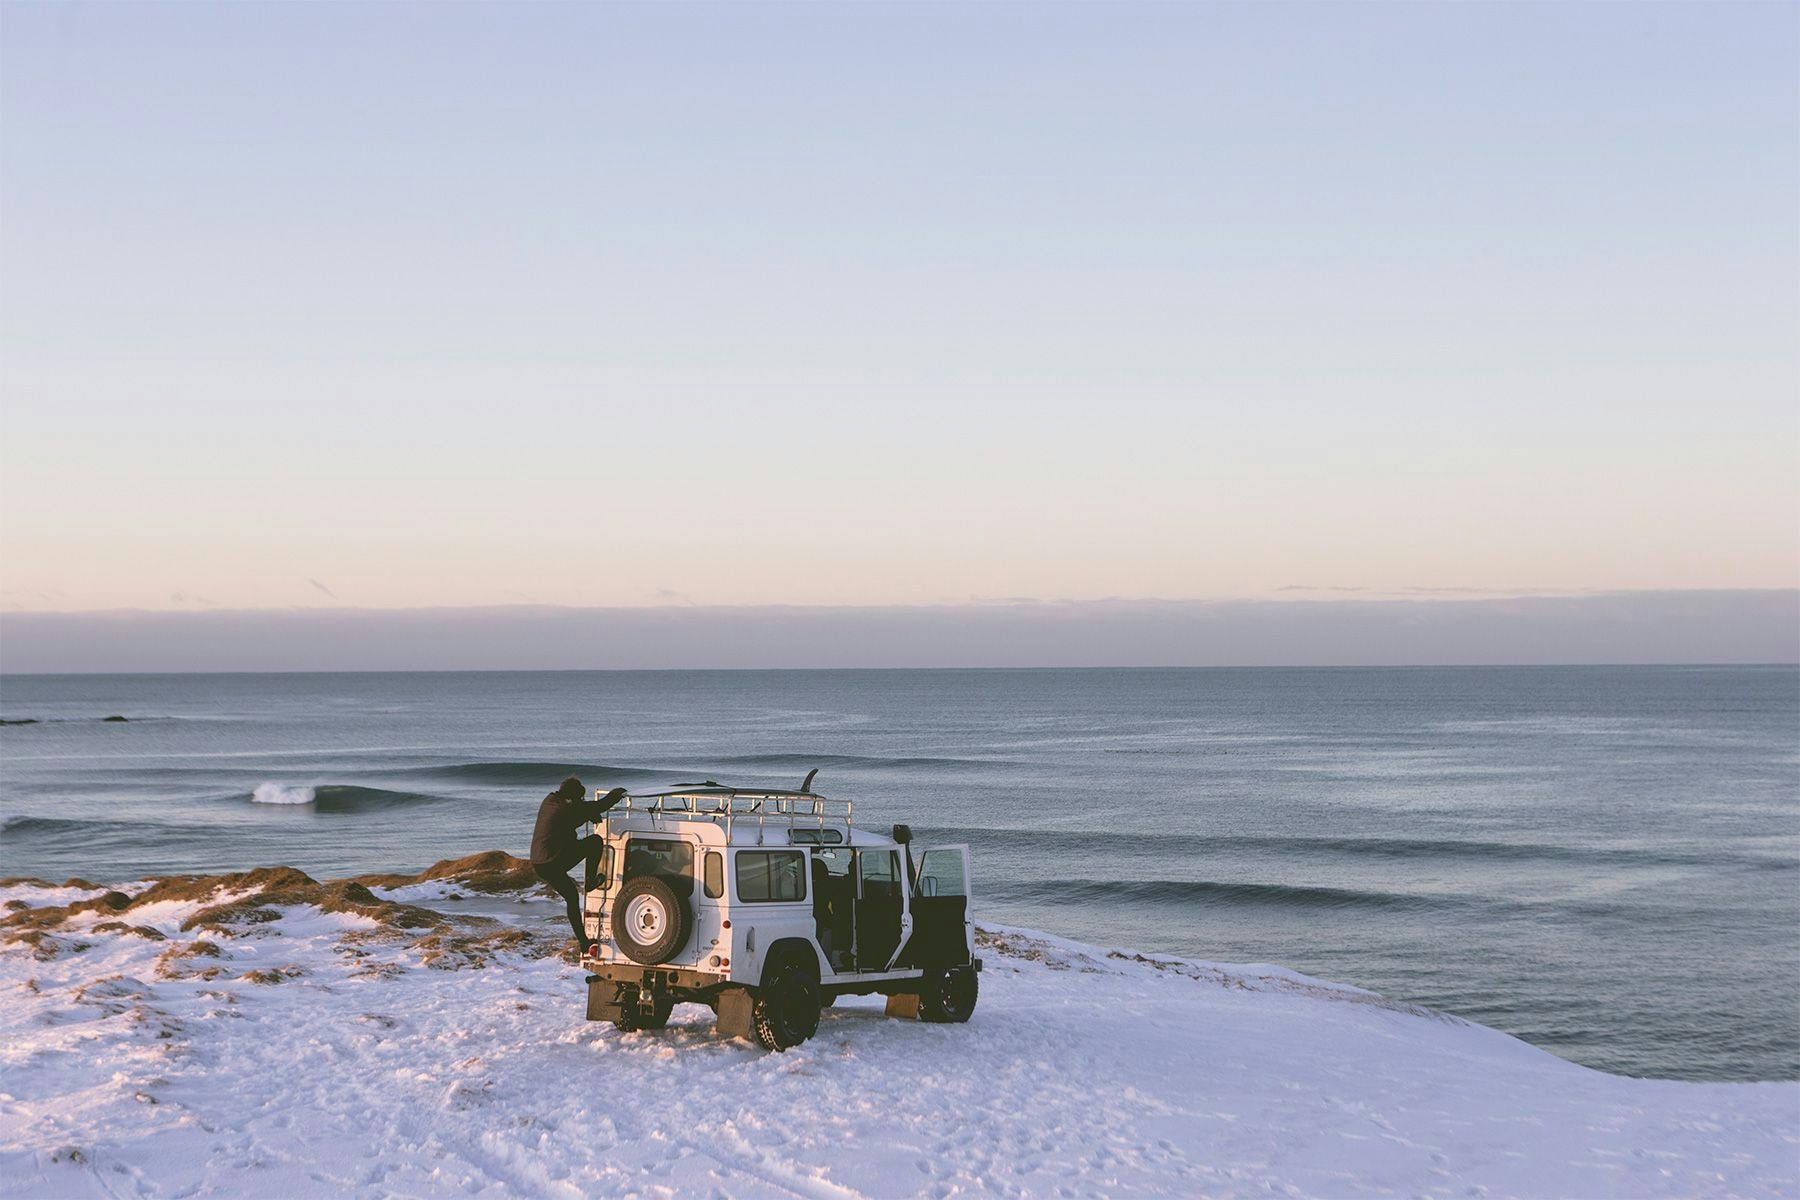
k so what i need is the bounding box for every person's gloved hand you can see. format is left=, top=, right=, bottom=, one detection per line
left=598, top=786, right=627, bottom=810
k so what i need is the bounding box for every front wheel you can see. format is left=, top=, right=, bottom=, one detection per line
left=751, top=967, right=820, bottom=1051
left=919, top=966, right=978, bottom=1023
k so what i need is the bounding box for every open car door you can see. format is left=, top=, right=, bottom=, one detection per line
left=853, top=848, right=906, bottom=971
left=897, top=844, right=972, bottom=970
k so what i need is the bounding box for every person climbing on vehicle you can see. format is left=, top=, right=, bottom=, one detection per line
left=531, top=776, right=626, bottom=952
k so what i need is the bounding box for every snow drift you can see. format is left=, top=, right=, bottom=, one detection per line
left=0, top=856, right=1794, bottom=1199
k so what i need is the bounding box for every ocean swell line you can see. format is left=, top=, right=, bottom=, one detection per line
left=994, top=877, right=1457, bottom=912
left=917, top=826, right=1796, bottom=873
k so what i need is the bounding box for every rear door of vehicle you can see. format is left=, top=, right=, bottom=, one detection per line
left=623, top=834, right=699, bottom=901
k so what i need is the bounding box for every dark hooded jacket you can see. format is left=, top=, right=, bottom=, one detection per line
left=530, top=786, right=623, bottom=865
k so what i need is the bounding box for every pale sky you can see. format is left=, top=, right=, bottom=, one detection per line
left=2, top=1, right=1796, bottom=614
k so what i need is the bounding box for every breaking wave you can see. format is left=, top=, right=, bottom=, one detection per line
left=252, top=783, right=315, bottom=806
left=241, top=785, right=446, bottom=812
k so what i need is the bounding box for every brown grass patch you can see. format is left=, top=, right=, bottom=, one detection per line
left=0, top=853, right=558, bottom=976
left=240, top=966, right=304, bottom=985
left=155, top=872, right=443, bottom=935
left=413, top=925, right=548, bottom=970
left=1, top=865, right=450, bottom=948
left=4, top=929, right=93, bottom=961
left=153, top=939, right=224, bottom=980
left=349, top=849, right=540, bottom=895
left=0, top=876, right=100, bottom=890
left=93, top=922, right=167, bottom=941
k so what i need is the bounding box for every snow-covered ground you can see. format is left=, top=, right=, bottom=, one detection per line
left=1, top=869, right=1795, bottom=1199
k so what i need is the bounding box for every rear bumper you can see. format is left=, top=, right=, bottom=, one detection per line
left=585, top=963, right=723, bottom=993
left=585, top=964, right=729, bottom=1022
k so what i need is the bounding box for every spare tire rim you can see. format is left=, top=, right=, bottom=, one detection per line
left=623, top=893, right=667, bottom=943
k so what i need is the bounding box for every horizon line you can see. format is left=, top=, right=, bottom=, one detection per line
left=3, top=662, right=1797, bottom=680
left=6, top=589, right=1793, bottom=673
left=4, top=585, right=1795, bottom=619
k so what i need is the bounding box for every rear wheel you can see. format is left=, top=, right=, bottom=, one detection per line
left=751, top=966, right=820, bottom=1051
left=920, top=966, right=978, bottom=1023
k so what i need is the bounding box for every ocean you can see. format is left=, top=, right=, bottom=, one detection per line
left=1, top=666, right=1794, bottom=1082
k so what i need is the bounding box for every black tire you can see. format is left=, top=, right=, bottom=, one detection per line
left=610, top=876, right=692, bottom=966
left=920, top=966, right=978, bottom=1024
left=612, top=986, right=674, bottom=1032
left=751, top=965, right=821, bottom=1051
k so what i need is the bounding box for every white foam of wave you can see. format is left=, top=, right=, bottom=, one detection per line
left=251, top=782, right=316, bottom=806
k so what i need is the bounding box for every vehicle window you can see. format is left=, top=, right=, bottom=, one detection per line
left=858, top=849, right=899, bottom=900
left=625, top=839, right=693, bottom=880
left=703, top=851, right=723, bottom=898
left=917, top=849, right=967, bottom=898
left=737, top=850, right=805, bottom=903
left=590, top=843, right=614, bottom=891
left=813, top=847, right=851, bottom=876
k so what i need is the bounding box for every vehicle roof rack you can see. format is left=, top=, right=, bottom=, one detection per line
left=634, top=783, right=820, bottom=799
left=597, top=778, right=852, bottom=840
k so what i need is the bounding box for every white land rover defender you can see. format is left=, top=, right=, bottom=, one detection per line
left=578, top=776, right=980, bottom=1050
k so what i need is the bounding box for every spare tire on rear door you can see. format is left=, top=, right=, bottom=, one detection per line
left=611, top=876, right=692, bottom=965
